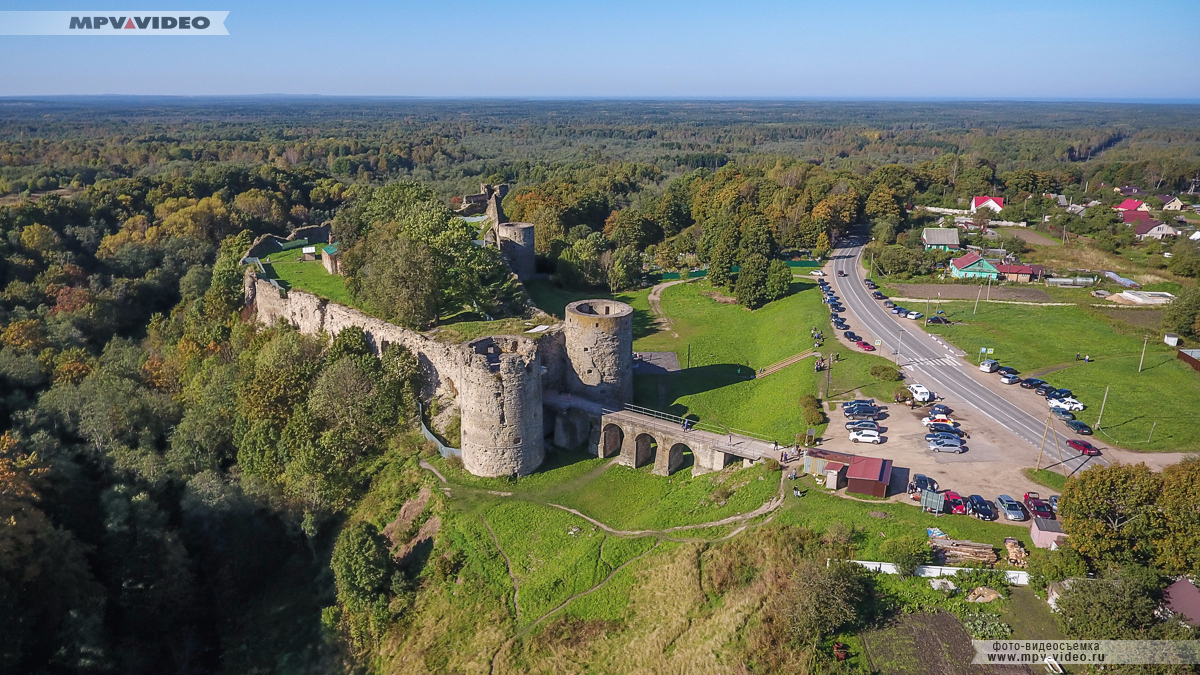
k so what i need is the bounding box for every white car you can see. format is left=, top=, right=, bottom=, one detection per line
left=849, top=429, right=882, bottom=444
left=1048, top=397, right=1085, bottom=412
left=1000, top=373, right=1021, bottom=385
left=810, top=270, right=826, bottom=276
left=907, top=311, right=924, bottom=320
left=921, top=416, right=955, bottom=427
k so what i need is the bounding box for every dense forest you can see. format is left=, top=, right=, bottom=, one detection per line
left=3, top=99, right=1200, bottom=674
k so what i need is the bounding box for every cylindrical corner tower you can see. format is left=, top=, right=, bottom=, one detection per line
left=496, top=222, right=536, bottom=281
left=459, top=336, right=545, bottom=477
left=564, top=299, right=634, bottom=404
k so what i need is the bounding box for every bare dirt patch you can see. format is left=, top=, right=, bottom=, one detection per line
left=701, top=289, right=738, bottom=304
left=1097, top=308, right=1163, bottom=329
left=383, top=486, right=431, bottom=546
left=394, top=515, right=441, bottom=562
left=860, top=612, right=1030, bottom=675
left=896, top=284, right=1051, bottom=302
left=997, top=227, right=1059, bottom=246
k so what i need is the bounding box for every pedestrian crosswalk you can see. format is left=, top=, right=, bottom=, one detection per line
left=903, top=355, right=962, bottom=368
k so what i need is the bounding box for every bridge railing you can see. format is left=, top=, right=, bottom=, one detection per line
left=608, top=403, right=779, bottom=445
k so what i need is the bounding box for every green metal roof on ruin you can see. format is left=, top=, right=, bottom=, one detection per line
left=322, top=243, right=339, bottom=255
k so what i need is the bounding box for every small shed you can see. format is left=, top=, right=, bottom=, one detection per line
left=1164, top=578, right=1200, bottom=627
left=1165, top=333, right=1180, bottom=347
left=846, top=456, right=893, bottom=498
left=1031, top=517, right=1067, bottom=549
left=322, top=243, right=342, bottom=276
left=802, top=449, right=854, bottom=489
left=302, top=246, right=317, bottom=261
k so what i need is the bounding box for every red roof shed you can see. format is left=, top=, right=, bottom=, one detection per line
left=846, top=456, right=893, bottom=498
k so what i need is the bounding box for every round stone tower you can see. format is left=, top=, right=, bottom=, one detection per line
left=496, top=222, right=536, bottom=281
left=563, top=299, right=634, bottom=404
left=459, top=336, right=545, bottom=477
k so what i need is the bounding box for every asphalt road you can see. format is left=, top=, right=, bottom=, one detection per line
left=828, top=235, right=1104, bottom=477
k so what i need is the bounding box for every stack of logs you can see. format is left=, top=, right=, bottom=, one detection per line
left=1004, top=537, right=1028, bottom=568
left=928, top=538, right=998, bottom=566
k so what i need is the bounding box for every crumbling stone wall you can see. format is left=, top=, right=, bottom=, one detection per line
left=563, top=299, right=634, bottom=403
left=245, top=269, right=544, bottom=477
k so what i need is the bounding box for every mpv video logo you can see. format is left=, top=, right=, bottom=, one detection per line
left=0, top=11, right=229, bottom=35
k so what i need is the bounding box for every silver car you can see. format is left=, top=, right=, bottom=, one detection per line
left=928, top=438, right=965, bottom=453
left=996, top=494, right=1026, bottom=521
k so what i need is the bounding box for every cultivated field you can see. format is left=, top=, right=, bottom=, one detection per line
left=894, top=283, right=1051, bottom=302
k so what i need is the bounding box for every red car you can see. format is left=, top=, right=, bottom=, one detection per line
left=1067, top=439, right=1101, bottom=456
left=944, top=491, right=967, bottom=515
left=1023, top=492, right=1054, bottom=519
left=856, top=340, right=875, bottom=351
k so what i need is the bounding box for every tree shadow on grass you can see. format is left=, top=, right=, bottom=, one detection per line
left=650, top=365, right=757, bottom=416
left=631, top=307, right=658, bottom=340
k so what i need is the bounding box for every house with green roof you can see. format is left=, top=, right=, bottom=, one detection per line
left=322, top=242, right=342, bottom=276
left=949, top=252, right=999, bottom=280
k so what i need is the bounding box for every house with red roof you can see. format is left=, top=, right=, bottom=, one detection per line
left=846, top=455, right=893, bottom=498
left=1115, top=198, right=1149, bottom=212
left=1133, top=221, right=1180, bottom=241
left=949, top=251, right=1000, bottom=280
left=995, top=263, right=1035, bottom=283
left=970, top=196, right=1004, bottom=213
left=1122, top=210, right=1155, bottom=224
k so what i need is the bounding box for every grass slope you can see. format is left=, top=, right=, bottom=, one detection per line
left=923, top=300, right=1200, bottom=452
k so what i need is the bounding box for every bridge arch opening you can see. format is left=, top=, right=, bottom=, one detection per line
left=659, top=442, right=693, bottom=475
left=633, top=433, right=658, bottom=468
left=601, top=424, right=624, bottom=458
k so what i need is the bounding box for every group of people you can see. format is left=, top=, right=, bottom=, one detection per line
left=1075, top=353, right=1093, bottom=363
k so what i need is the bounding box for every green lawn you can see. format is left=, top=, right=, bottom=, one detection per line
left=1023, top=468, right=1067, bottom=492
left=630, top=279, right=910, bottom=441
left=924, top=300, right=1200, bottom=452
left=260, top=259, right=359, bottom=307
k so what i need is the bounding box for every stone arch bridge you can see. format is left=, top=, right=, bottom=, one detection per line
left=543, top=392, right=780, bottom=476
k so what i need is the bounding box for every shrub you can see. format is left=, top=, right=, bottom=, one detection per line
left=445, top=455, right=464, bottom=471
left=870, top=364, right=902, bottom=381
left=880, top=535, right=930, bottom=578
left=764, top=458, right=781, bottom=472
left=962, top=612, right=1013, bottom=640
left=799, top=394, right=827, bottom=426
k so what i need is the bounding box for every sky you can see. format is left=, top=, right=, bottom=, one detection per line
left=0, top=0, right=1198, bottom=100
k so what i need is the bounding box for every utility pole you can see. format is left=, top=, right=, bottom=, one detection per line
left=1036, top=414, right=1051, bottom=470
left=687, top=344, right=691, bottom=369
left=973, top=284, right=983, bottom=314
left=896, top=329, right=905, bottom=365
left=1147, top=421, right=1157, bottom=443
left=1052, top=429, right=1067, bottom=478
left=1138, top=335, right=1148, bottom=372
left=1095, top=385, right=1109, bottom=431
left=986, top=276, right=992, bottom=302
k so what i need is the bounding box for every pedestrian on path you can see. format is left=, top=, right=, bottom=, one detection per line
left=1076, top=352, right=1080, bottom=361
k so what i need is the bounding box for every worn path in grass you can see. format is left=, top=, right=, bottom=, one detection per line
left=647, top=278, right=691, bottom=336
left=481, top=517, right=521, bottom=622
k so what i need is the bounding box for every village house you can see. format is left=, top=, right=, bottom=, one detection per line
left=949, top=251, right=999, bottom=280
left=921, top=227, right=960, bottom=251
left=1157, top=195, right=1186, bottom=210
left=969, top=196, right=1004, bottom=213
left=1133, top=221, right=1180, bottom=241
left=1115, top=198, right=1150, bottom=212
left=1115, top=185, right=1145, bottom=196
left=1122, top=210, right=1156, bottom=224
left=995, top=262, right=1036, bottom=283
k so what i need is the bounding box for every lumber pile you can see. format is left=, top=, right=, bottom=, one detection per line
left=1004, top=537, right=1028, bottom=568
left=928, top=538, right=998, bottom=566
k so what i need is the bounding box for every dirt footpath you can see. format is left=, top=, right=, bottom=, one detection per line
left=895, top=284, right=1051, bottom=302
left=996, top=227, right=1060, bottom=247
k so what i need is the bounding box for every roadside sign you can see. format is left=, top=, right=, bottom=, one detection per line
left=921, top=490, right=946, bottom=513
left=874, top=340, right=882, bottom=346
left=979, top=347, right=986, bottom=354
left=987, top=348, right=994, bottom=355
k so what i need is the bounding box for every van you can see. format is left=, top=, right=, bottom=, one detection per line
left=907, top=383, right=933, bottom=402
left=979, top=359, right=1000, bottom=373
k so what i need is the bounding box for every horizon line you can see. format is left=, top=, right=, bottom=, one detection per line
left=2, top=94, right=1200, bottom=105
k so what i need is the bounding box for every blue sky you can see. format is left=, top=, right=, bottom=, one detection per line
left=1, top=0, right=1198, bottom=99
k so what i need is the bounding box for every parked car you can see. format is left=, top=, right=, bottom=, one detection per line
left=856, top=340, right=876, bottom=351
left=845, top=409, right=881, bottom=421
left=884, top=300, right=895, bottom=308
left=907, top=311, right=924, bottom=320
left=1034, top=383, right=1057, bottom=397
left=925, top=316, right=951, bottom=325
left=944, top=491, right=967, bottom=514
left=1050, top=407, right=1075, bottom=421
left=1000, top=373, right=1022, bottom=385
left=891, top=306, right=907, bottom=315
left=845, top=420, right=880, bottom=431
left=1021, top=378, right=1046, bottom=389
left=843, top=331, right=859, bottom=341
left=830, top=305, right=845, bottom=313
left=924, top=432, right=960, bottom=443
left=921, top=416, right=955, bottom=427
left=833, top=321, right=848, bottom=330
left=928, top=422, right=964, bottom=437
left=1049, top=495, right=1059, bottom=513
left=810, top=270, right=826, bottom=276
left=1067, top=439, right=1101, bottom=456
left=910, top=474, right=937, bottom=500
left=842, top=399, right=876, bottom=409
left=929, top=403, right=953, bottom=416
left=1049, top=397, right=1085, bottom=411
left=872, top=291, right=886, bottom=300
left=1048, top=388, right=1074, bottom=400
left=837, top=270, right=847, bottom=277
left=979, top=359, right=1000, bottom=373
left=1023, top=492, right=1054, bottom=519
left=996, top=494, right=1027, bottom=521
left=967, top=495, right=995, bottom=520
left=929, top=438, right=966, bottom=453
left=849, top=429, right=882, bottom=444
left=996, top=366, right=1019, bottom=376
left=1065, top=419, right=1093, bottom=435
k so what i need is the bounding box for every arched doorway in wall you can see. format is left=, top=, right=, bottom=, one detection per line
left=633, top=433, right=658, bottom=468
left=601, top=424, right=624, bottom=458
